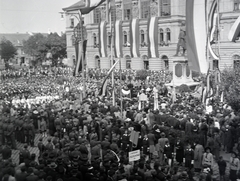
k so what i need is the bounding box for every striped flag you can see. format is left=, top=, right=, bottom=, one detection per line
left=99, top=21, right=108, bottom=57
left=208, top=0, right=219, bottom=60
left=147, top=17, right=159, bottom=58
left=228, top=15, right=240, bottom=42
left=79, top=0, right=106, bottom=14
left=99, top=59, right=120, bottom=96
left=130, top=18, right=140, bottom=58
left=73, top=40, right=87, bottom=76
left=114, top=20, right=123, bottom=58
left=186, top=0, right=208, bottom=74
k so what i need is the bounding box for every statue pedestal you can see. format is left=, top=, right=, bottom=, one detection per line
left=165, top=56, right=200, bottom=87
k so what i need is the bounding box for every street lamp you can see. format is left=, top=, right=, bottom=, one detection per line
left=60, top=11, right=86, bottom=98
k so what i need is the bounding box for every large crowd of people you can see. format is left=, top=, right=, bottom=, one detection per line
left=0, top=66, right=240, bottom=181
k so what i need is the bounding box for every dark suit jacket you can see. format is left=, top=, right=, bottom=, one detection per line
left=2, top=146, right=12, bottom=159
left=147, top=133, right=156, bottom=145
left=26, top=174, right=39, bottom=181
left=15, top=172, right=28, bottom=181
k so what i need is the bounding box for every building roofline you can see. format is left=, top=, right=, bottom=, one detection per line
left=62, top=0, right=85, bottom=12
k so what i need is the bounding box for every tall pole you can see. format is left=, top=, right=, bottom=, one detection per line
left=106, top=0, right=109, bottom=22
left=217, top=0, right=221, bottom=61
left=108, top=1, right=115, bottom=106
left=206, top=0, right=210, bottom=70
left=120, top=57, right=123, bottom=118
left=79, top=13, right=86, bottom=98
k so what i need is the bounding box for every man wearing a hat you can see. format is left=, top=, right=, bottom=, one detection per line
left=2, top=118, right=8, bottom=145
left=19, top=144, right=30, bottom=165
left=27, top=119, right=35, bottom=147
left=7, top=118, right=16, bottom=149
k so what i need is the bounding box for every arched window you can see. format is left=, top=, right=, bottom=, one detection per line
left=159, top=29, right=164, bottom=42
left=126, top=55, right=131, bottom=69
left=162, top=55, right=169, bottom=70
left=166, top=28, right=171, bottom=42
left=123, top=31, right=127, bottom=44
left=108, top=32, right=112, bottom=47
left=70, top=18, right=74, bottom=28
left=140, top=30, right=145, bottom=43
left=72, top=55, right=76, bottom=66
left=93, top=33, right=97, bottom=45
left=95, top=55, right=100, bottom=68
left=233, top=54, right=240, bottom=68
left=234, top=0, right=240, bottom=11
left=213, top=60, right=219, bottom=70
left=142, top=55, right=149, bottom=70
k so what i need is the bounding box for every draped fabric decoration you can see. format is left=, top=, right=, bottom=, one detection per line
left=99, top=21, right=108, bottom=57
left=114, top=20, right=123, bottom=58
left=147, top=17, right=159, bottom=58
left=122, top=89, right=131, bottom=95
left=220, top=92, right=224, bottom=103
left=206, top=70, right=211, bottom=94
left=73, top=40, right=87, bottom=76
left=130, top=18, right=140, bottom=58
left=99, top=59, right=120, bottom=96
left=228, top=15, right=240, bottom=42
left=202, top=87, right=207, bottom=104
left=206, top=88, right=213, bottom=106
left=80, top=0, right=106, bottom=14
left=186, top=0, right=208, bottom=74
left=153, top=87, right=159, bottom=111
left=214, top=69, right=221, bottom=96
left=208, top=0, right=219, bottom=60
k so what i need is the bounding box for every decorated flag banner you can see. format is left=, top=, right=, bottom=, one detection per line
left=80, top=0, right=106, bottom=14
left=99, top=59, right=120, bottom=96
left=73, top=40, right=87, bottom=76
left=99, top=21, right=108, bottom=57
left=114, top=20, right=123, bottom=58
left=186, top=0, right=208, bottom=74
left=130, top=18, right=140, bottom=58
left=208, top=0, right=219, bottom=60
left=63, top=0, right=106, bottom=15
left=147, top=17, right=159, bottom=58
left=228, top=15, right=240, bottom=42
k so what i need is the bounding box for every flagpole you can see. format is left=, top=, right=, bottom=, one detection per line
left=120, top=57, right=123, bottom=118
left=106, top=0, right=109, bottom=22
left=109, top=2, right=115, bottom=106
left=206, top=0, right=210, bottom=70
left=217, top=0, right=221, bottom=61
left=79, top=13, right=86, bottom=98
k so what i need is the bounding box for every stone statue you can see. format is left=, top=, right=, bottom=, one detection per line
left=174, top=27, right=186, bottom=56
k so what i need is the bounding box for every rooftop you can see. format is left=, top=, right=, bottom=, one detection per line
left=62, top=0, right=86, bottom=11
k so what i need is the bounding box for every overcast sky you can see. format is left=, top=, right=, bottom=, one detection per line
left=0, top=0, right=78, bottom=34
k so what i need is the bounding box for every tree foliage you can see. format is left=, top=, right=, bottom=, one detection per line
left=221, top=66, right=240, bottom=112
left=0, top=38, right=17, bottom=62
left=135, top=70, right=150, bottom=80
left=23, top=33, right=66, bottom=66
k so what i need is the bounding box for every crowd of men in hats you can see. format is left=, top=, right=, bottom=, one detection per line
left=1, top=67, right=240, bottom=181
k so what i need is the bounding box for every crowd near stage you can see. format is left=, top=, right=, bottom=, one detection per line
left=0, top=66, right=239, bottom=181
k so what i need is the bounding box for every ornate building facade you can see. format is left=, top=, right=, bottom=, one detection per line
left=63, top=0, right=240, bottom=71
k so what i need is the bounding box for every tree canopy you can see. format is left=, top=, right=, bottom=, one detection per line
left=23, top=33, right=66, bottom=66
left=0, top=38, right=17, bottom=62
left=221, top=66, right=240, bottom=112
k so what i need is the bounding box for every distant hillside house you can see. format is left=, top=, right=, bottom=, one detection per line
left=0, top=33, right=33, bottom=67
